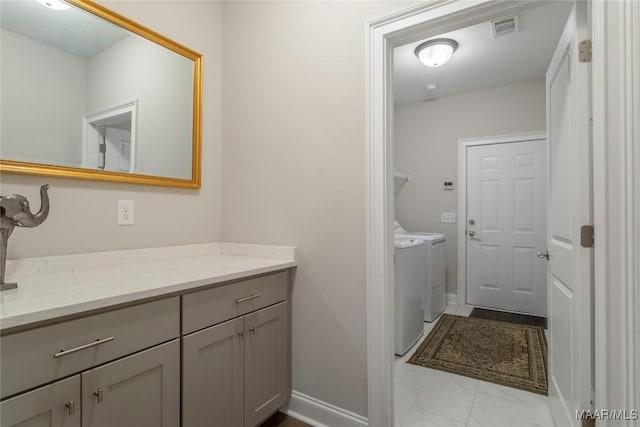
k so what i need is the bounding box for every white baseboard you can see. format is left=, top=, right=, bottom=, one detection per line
left=281, top=390, right=368, bottom=427
left=446, top=292, right=458, bottom=304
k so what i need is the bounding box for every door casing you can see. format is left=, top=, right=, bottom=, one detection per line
left=365, top=0, right=637, bottom=425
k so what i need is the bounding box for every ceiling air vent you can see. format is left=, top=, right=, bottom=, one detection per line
left=491, top=15, right=519, bottom=38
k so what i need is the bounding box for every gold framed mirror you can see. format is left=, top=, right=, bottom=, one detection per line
left=0, top=0, right=202, bottom=189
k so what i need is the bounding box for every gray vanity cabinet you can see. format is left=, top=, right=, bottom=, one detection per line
left=0, top=375, right=81, bottom=427
left=0, top=297, right=180, bottom=427
left=182, top=272, right=291, bottom=427
left=2, top=339, right=180, bottom=427
left=182, top=302, right=289, bottom=427
left=0, top=270, right=292, bottom=427
left=244, top=301, right=289, bottom=427
left=82, top=339, right=180, bottom=427
left=1, top=297, right=180, bottom=400
left=182, top=317, right=245, bottom=427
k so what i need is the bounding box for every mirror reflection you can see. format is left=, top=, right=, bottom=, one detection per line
left=1, top=0, right=199, bottom=182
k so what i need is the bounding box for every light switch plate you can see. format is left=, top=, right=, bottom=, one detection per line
left=441, top=212, right=456, bottom=223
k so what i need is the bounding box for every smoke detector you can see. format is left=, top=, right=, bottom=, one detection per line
left=491, top=15, right=519, bottom=38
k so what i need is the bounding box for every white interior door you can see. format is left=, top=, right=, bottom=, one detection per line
left=105, top=127, right=132, bottom=173
left=545, top=2, right=592, bottom=425
left=466, top=138, right=547, bottom=316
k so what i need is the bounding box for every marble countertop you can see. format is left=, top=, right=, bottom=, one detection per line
left=0, top=243, right=297, bottom=332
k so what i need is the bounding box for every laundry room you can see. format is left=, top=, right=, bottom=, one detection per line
left=392, top=2, right=572, bottom=305
left=393, top=76, right=547, bottom=303
left=390, top=2, right=574, bottom=425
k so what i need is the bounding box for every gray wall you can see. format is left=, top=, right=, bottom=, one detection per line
left=1, top=29, right=87, bottom=166
left=88, top=35, right=194, bottom=179
left=0, top=1, right=223, bottom=259
left=221, top=1, right=416, bottom=417
left=394, top=79, right=547, bottom=295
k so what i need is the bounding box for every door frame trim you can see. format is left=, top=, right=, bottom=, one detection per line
left=364, top=0, right=636, bottom=424
left=456, top=131, right=546, bottom=307
left=592, top=0, right=640, bottom=420
left=365, top=1, right=558, bottom=424
left=82, top=99, right=138, bottom=173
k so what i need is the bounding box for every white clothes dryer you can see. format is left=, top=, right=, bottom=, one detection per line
left=394, top=238, right=425, bottom=355
left=394, top=221, right=446, bottom=322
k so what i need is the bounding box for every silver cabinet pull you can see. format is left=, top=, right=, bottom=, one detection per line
left=238, top=330, right=245, bottom=339
left=65, top=400, right=75, bottom=415
left=53, top=336, right=114, bottom=358
left=249, top=327, right=255, bottom=335
left=94, top=388, right=103, bottom=403
left=235, top=294, right=261, bottom=304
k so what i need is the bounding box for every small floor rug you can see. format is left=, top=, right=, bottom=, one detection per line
left=470, top=307, right=547, bottom=329
left=408, top=314, right=548, bottom=395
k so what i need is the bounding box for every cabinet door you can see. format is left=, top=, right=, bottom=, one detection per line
left=82, top=339, right=180, bottom=427
left=183, top=317, right=245, bottom=427
left=0, top=375, right=80, bottom=427
left=244, top=301, right=289, bottom=427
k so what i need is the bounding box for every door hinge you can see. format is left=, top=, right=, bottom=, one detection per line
left=579, top=39, right=592, bottom=63
left=581, top=225, right=594, bottom=248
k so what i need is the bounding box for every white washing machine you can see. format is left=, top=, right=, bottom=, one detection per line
left=394, top=238, right=425, bottom=356
left=395, top=221, right=446, bottom=322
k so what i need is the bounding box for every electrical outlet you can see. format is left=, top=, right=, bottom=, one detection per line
left=441, top=212, right=456, bottom=223
left=117, top=200, right=134, bottom=225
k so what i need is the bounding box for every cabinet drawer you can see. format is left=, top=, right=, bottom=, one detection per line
left=0, top=297, right=179, bottom=399
left=182, top=272, right=288, bottom=334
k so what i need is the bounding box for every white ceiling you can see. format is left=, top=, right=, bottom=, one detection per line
left=393, top=1, right=573, bottom=105
left=1, top=0, right=129, bottom=58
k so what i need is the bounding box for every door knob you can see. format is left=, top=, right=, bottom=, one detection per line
left=537, top=250, right=550, bottom=261
left=468, top=230, right=476, bottom=236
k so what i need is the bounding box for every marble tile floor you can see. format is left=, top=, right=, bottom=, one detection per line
left=394, top=304, right=554, bottom=427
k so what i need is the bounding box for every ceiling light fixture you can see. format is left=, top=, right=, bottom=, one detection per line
left=36, top=0, right=71, bottom=10
left=414, top=38, right=459, bottom=67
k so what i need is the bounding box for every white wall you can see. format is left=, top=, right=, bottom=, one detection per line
left=1, top=29, right=87, bottom=166
left=0, top=1, right=222, bottom=260
left=222, top=1, right=416, bottom=418
left=88, top=35, right=193, bottom=179
left=394, top=79, right=547, bottom=295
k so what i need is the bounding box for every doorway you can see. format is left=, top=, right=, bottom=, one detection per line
left=366, top=1, right=598, bottom=426
left=391, top=4, right=559, bottom=420
left=82, top=99, right=137, bottom=173
left=458, top=133, right=547, bottom=317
